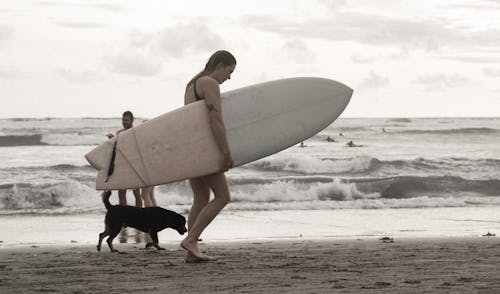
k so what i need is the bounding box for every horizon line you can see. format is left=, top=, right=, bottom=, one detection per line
left=1, top=115, right=499, bottom=120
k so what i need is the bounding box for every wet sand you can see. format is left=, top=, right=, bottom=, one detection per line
left=1, top=238, right=500, bottom=293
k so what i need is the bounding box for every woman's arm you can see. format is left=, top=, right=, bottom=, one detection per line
left=199, top=77, right=233, bottom=171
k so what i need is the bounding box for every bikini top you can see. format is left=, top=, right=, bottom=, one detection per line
left=193, top=78, right=203, bottom=101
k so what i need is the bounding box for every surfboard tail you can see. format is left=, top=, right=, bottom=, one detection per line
left=85, top=141, right=113, bottom=170
left=85, top=136, right=149, bottom=190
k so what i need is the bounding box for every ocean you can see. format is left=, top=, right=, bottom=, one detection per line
left=1, top=117, right=499, bottom=245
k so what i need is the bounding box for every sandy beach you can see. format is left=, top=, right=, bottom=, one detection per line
left=1, top=237, right=499, bottom=293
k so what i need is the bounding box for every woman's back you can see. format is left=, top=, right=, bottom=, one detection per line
left=185, top=77, right=207, bottom=105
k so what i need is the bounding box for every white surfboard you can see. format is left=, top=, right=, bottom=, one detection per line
left=85, top=77, right=353, bottom=190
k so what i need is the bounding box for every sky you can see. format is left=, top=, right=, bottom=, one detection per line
left=1, top=0, right=500, bottom=118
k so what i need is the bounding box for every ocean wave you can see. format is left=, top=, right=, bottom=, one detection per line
left=224, top=196, right=500, bottom=211
left=352, top=176, right=500, bottom=198
left=7, top=118, right=54, bottom=122
left=245, top=155, right=500, bottom=178
left=0, top=133, right=106, bottom=146
left=50, top=164, right=93, bottom=171
left=246, top=155, right=377, bottom=174
left=0, top=135, right=47, bottom=147
left=0, top=180, right=191, bottom=215
left=3, top=196, right=500, bottom=215
left=81, top=117, right=118, bottom=120
left=229, top=175, right=500, bottom=204
left=369, top=157, right=500, bottom=178
left=399, top=127, right=500, bottom=135
left=229, top=176, right=334, bottom=186
left=0, top=180, right=98, bottom=210
left=385, top=118, right=412, bottom=123
left=0, top=164, right=93, bottom=173
left=1, top=175, right=499, bottom=215
left=336, top=126, right=370, bottom=132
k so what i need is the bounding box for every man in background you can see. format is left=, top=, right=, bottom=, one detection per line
left=106, top=111, right=142, bottom=208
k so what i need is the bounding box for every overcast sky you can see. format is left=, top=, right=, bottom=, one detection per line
left=1, top=0, right=500, bottom=118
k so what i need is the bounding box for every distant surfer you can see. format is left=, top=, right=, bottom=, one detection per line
left=180, top=50, right=236, bottom=262
left=346, top=140, right=363, bottom=147
left=326, top=136, right=335, bottom=142
left=299, top=142, right=306, bottom=148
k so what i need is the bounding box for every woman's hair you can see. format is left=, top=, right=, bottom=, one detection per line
left=188, top=50, right=236, bottom=87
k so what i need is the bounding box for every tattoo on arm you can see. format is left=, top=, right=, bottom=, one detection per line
left=207, top=104, right=219, bottom=112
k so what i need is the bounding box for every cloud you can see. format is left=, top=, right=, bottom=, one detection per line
left=86, top=3, right=127, bottom=13
left=103, top=21, right=225, bottom=76
left=124, top=22, right=226, bottom=59
left=351, top=54, right=378, bottom=64
left=483, top=68, right=500, bottom=77
left=0, top=67, right=24, bottom=80
left=411, top=74, right=469, bottom=91
left=439, top=56, right=500, bottom=63
left=358, top=71, right=389, bottom=90
left=56, top=69, right=102, bottom=83
left=153, top=22, right=226, bottom=57
left=319, top=0, right=347, bottom=9
left=445, top=1, right=500, bottom=10
left=128, top=31, right=155, bottom=48
left=33, top=1, right=65, bottom=6
left=54, top=21, right=107, bottom=29
left=106, top=51, right=163, bottom=76
left=240, top=12, right=500, bottom=52
left=0, top=24, right=13, bottom=47
left=34, top=1, right=127, bottom=12
left=279, top=38, right=316, bottom=62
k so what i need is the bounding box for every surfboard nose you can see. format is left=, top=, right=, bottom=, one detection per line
left=309, top=77, right=352, bottom=119
left=330, top=80, right=353, bottom=115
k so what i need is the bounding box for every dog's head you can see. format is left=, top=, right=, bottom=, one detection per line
left=165, top=211, right=187, bottom=235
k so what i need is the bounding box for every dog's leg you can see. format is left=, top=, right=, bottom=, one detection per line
left=145, top=241, right=154, bottom=249
left=106, top=226, right=122, bottom=252
left=97, top=225, right=110, bottom=252
left=150, top=231, right=164, bottom=250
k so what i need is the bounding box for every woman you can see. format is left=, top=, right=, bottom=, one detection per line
left=180, top=50, right=236, bottom=262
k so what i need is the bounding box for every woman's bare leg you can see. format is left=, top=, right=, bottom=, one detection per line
left=181, top=172, right=230, bottom=260
left=187, top=178, right=210, bottom=230
left=184, top=179, right=210, bottom=262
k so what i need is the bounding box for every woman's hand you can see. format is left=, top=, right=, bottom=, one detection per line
left=221, top=152, right=234, bottom=172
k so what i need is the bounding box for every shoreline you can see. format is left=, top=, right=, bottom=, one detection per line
left=1, top=207, right=499, bottom=247
left=2, top=238, right=499, bottom=293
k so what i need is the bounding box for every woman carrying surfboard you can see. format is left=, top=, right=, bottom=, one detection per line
left=180, top=50, right=236, bottom=262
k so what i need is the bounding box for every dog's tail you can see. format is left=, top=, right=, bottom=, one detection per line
left=101, top=191, right=112, bottom=210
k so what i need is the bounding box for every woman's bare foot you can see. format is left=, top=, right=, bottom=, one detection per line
left=181, top=239, right=217, bottom=261
left=185, top=252, right=204, bottom=263
left=185, top=252, right=218, bottom=263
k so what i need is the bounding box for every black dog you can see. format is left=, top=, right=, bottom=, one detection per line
left=97, top=191, right=187, bottom=252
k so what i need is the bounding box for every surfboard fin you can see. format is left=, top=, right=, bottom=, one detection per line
left=105, top=140, right=117, bottom=183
